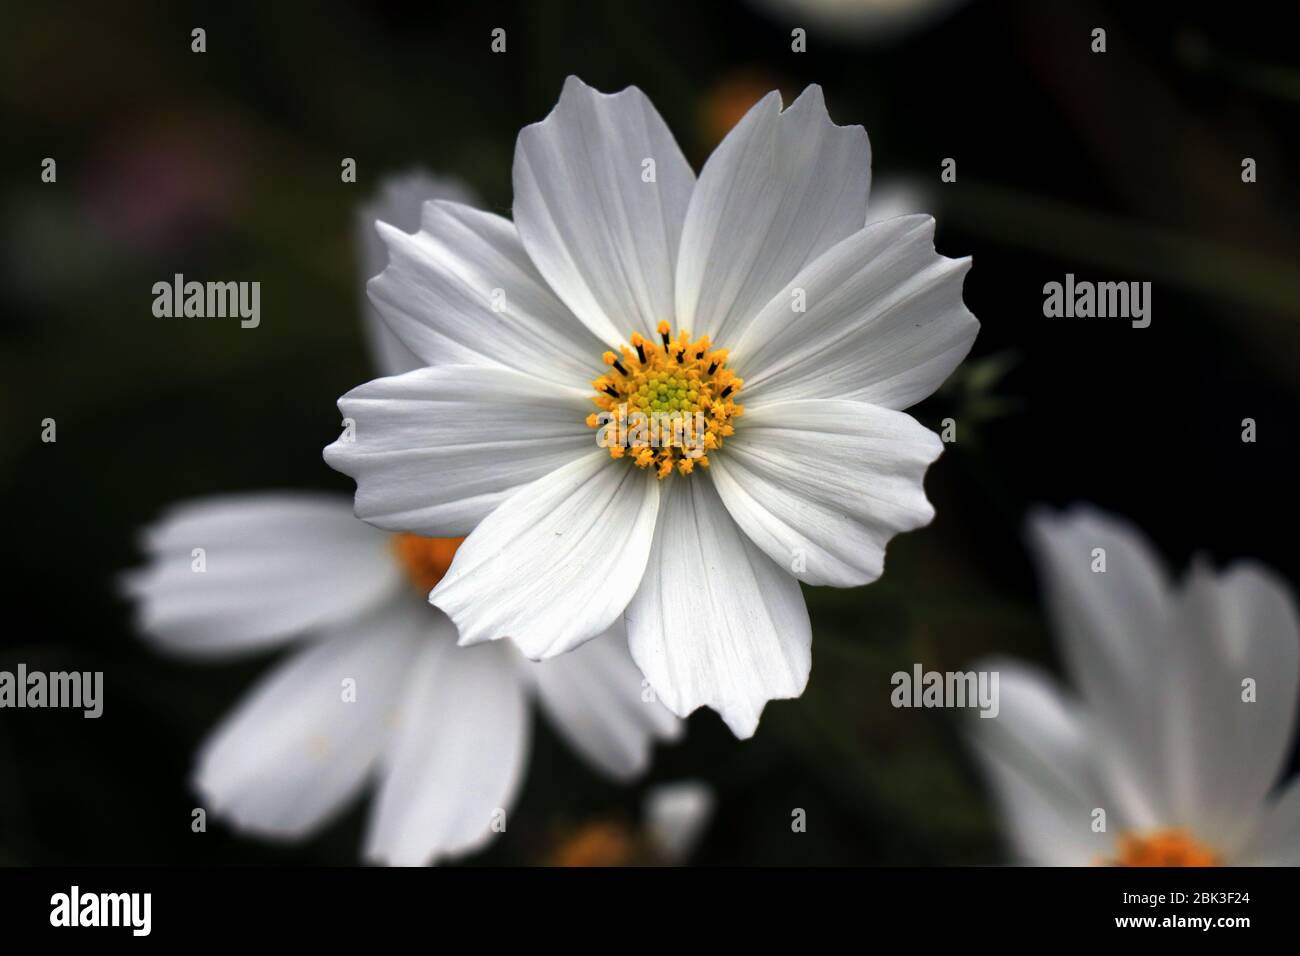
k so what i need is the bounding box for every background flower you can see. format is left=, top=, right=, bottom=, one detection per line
left=122, top=491, right=679, bottom=865
left=546, top=779, right=715, bottom=865
left=968, top=506, right=1300, bottom=865
left=114, top=171, right=679, bottom=865
left=748, top=0, right=970, bottom=42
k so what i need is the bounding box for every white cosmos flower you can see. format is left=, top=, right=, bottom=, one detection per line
left=969, top=506, right=1300, bottom=866
left=120, top=172, right=680, bottom=867
left=325, top=77, right=979, bottom=738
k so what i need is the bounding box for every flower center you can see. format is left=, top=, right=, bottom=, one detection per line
left=391, top=533, right=463, bottom=593
left=1109, top=829, right=1220, bottom=867
left=586, top=320, right=744, bottom=479
left=550, top=820, right=640, bottom=867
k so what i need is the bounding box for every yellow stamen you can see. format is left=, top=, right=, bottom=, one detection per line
left=1107, top=829, right=1220, bottom=867
left=391, top=534, right=463, bottom=593
left=587, top=325, right=744, bottom=479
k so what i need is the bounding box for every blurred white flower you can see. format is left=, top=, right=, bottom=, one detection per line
left=969, top=506, right=1300, bottom=865
left=644, top=779, right=715, bottom=862
left=326, top=76, right=978, bottom=738
left=547, top=779, right=715, bottom=866
left=865, top=178, right=932, bottom=224
left=119, top=173, right=680, bottom=867
left=750, top=0, right=969, bottom=41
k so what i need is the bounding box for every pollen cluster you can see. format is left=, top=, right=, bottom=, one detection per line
left=1109, top=829, right=1220, bottom=867
left=586, top=321, right=743, bottom=478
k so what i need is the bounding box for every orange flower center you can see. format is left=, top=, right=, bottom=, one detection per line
left=390, top=534, right=463, bottom=593
left=586, top=321, right=743, bottom=479
left=1110, top=829, right=1220, bottom=867
left=550, top=821, right=639, bottom=867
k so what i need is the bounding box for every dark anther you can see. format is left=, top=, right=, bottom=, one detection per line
left=720, top=385, right=733, bottom=398
left=635, top=343, right=646, bottom=363
left=612, top=359, right=628, bottom=375
left=603, top=386, right=620, bottom=398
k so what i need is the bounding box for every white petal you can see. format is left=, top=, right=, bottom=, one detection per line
left=675, top=85, right=871, bottom=345
left=1236, top=775, right=1300, bottom=865
left=1026, top=505, right=1176, bottom=830
left=120, top=493, right=398, bottom=658
left=512, top=76, right=695, bottom=345
left=431, top=451, right=660, bottom=658
left=368, top=199, right=606, bottom=387
left=643, top=780, right=715, bottom=863
left=734, top=215, right=978, bottom=411
left=192, top=597, right=422, bottom=839
left=324, top=364, right=594, bottom=536
left=365, top=620, right=530, bottom=866
left=357, top=170, right=479, bottom=377
left=1160, top=560, right=1300, bottom=851
left=526, top=618, right=681, bottom=781
left=626, top=475, right=811, bottom=739
left=965, top=659, right=1114, bottom=865
left=710, top=399, right=941, bottom=587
